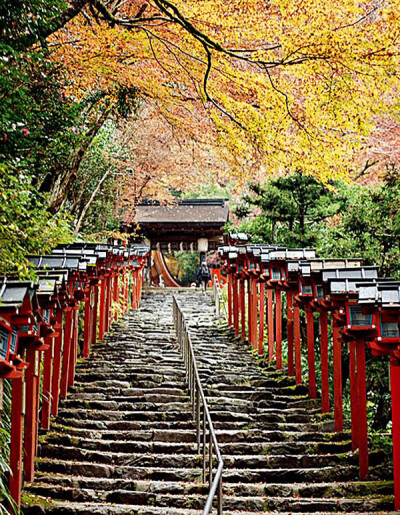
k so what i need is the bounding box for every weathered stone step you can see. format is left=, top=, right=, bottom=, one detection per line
left=207, top=401, right=321, bottom=417
left=25, top=484, right=394, bottom=512
left=47, top=425, right=350, bottom=444
left=39, top=444, right=383, bottom=470
left=65, top=393, right=187, bottom=403
left=53, top=419, right=196, bottom=431
left=22, top=499, right=203, bottom=515
left=42, top=434, right=352, bottom=456
left=57, top=409, right=193, bottom=422
left=30, top=475, right=394, bottom=499
left=36, top=459, right=203, bottom=481
left=48, top=425, right=197, bottom=442
left=206, top=382, right=309, bottom=396
left=25, top=502, right=390, bottom=515
left=71, top=386, right=187, bottom=396
left=74, top=369, right=186, bottom=379
left=61, top=399, right=191, bottom=411
left=36, top=457, right=391, bottom=484
left=221, top=495, right=394, bottom=512
left=73, top=373, right=185, bottom=383
left=53, top=414, right=345, bottom=433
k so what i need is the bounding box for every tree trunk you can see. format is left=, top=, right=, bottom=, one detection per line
left=73, top=169, right=111, bottom=234
left=16, top=0, right=90, bottom=50
left=48, top=109, right=110, bottom=214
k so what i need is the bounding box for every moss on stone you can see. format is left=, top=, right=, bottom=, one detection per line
left=21, top=492, right=54, bottom=508
left=70, top=435, right=79, bottom=446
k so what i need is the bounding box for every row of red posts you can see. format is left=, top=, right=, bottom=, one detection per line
left=219, top=240, right=400, bottom=510
left=0, top=242, right=149, bottom=508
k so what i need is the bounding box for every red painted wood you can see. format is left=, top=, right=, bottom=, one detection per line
left=319, top=311, right=330, bottom=413
left=131, top=272, right=135, bottom=310
left=68, top=308, right=79, bottom=388
left=333, top=317, right=343, bottom=431
left=306, top=305, right=316, bottom=399
left=287, top=291, right=294, bottom=376
left=258, top=282, right=265, bottom=357
left=92, top=283, right=99, bottom=346
left=41, top=335, right=54, bottom=430
left=134, top=270, right=138, bottom=307
left=138, top=268, right=143, bottom=305
left=233, top=276, right=239, bottom=335
left=275, top=290, right=282, bottom=370
left=109, top=274, right=114, bottom=329
left=60, top=309, right=72, bottom=399
left=24, top=346, right=38, bottom=481
left=99, top=276, right=107, bottom=340
left=247, top=278, right=252, bottom=344
left=252, top=278, right=258, bottom=350
left=240, top=279, right=246, bottom=341
left=138, top=269, right=142, bottom=306
left=121, top=273, right=126, bottom=313
left=237, top=277, right=241, bottom=333
left=349, top=340, right=359, bottom=450
left=294, top=302, right=302, bottom=384
left=83, top=286, right=92, bottom=359
left=51, top=310, right=63, bottom=417
left=390, top=359, right=400, bottom=510
left=34, top=351, right=41, bottom=458
left=228, top=274, right=233, bottom=326
left=106, top=274, right=111, bottom=330
left=356, top=339, right=369, bottom=479
left=9, top=376, right=23, bottom=506
left=125, top=273, right=129, bottom=312
left=267, top=288, right=274, bottom=361
left=113, top=274, right=119, bottom=322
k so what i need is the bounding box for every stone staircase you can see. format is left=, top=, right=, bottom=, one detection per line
left=23, top=290, right=394, bottom=514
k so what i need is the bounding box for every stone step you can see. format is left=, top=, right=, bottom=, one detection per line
left=42, top=433, right=352, bottom=456
left=22, top=499, right=203, bottom=515
left=53, top=419, right=197, bottom=431
left=57, top=409, right=193, bottom=422
left=60, top=399, right=191, bottom=411
left=71, top=386, right=188, bottom=396
left=25, top=484, right=394, bottom=512
left=30, top=475, right=395, bottom=498
left=47, top=424, right=350, bottom=444
left=41, top=444, right=369, bottom=469
left=73, top=373, right=186, bottom=383
left=24, top=290, right=394, bottom=515
left=64, top=393, right=188, bottom=403
left=25, top=499, right=391, bottom=515
left=54, top=410, right=344, bottom=432
left=36, top=456, right=390, bottom=483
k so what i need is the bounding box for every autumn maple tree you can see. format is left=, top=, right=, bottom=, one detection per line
left=45, top=0, right=400, bottom=182
left=1, top=0, right=400, bottom=275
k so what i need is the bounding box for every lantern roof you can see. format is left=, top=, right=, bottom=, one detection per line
left=28, top=255, right=89, bottom=271
left=0, top=279, right=35, bottom=310
left=322, top=266, right=379, bottom=283
left=229, top=232, right=249, bottom=242
left=357, top=281, right=400, bottom=306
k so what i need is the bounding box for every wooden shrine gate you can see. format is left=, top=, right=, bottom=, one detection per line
left=135, top=198, right=229, bottom=286
left=0, top=243, right=149, bottom=508
left=219, top=243, right=400, bottom=510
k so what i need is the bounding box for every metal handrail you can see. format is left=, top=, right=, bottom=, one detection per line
left=172, top=296, right=224, bottom=514
left=212, top=275, right=228, bottom=321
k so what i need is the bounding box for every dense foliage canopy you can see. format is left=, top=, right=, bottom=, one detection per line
left=1, top=0, right=400, bottom=276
